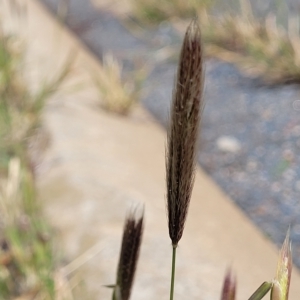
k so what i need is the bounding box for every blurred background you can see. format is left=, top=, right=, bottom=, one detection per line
left=1, top=0, right=300, bottom=298
left=40, top=0, right=300, bottom=265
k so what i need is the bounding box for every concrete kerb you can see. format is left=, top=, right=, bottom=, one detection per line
left=1, top=0, right=300, bottom=299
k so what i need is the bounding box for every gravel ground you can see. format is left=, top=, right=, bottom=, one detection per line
left=200, top=61, right=300, bottom=260
left=40, top=0, right=300, bottom=267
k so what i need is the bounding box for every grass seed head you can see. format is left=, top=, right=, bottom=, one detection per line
left=166, top=19, right=204, bottom=247
left=221, top=268, right=236, bottom=300
left=114, top=207, right=144, bottom=300
left=271, top=229, right=292, bottom=300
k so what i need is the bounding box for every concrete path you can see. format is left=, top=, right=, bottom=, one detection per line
left=2, top=1, right=300, bottom=299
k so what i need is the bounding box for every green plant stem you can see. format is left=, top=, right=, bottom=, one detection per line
left=170, top=245, right=177, bottom=300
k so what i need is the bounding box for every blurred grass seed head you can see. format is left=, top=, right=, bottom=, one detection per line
left=113, top=208, right=144, bottom=300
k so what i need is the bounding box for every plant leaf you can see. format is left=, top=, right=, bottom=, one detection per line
left=248, top=281, right=272, bottom=300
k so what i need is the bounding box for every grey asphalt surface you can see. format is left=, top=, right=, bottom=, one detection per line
left=39, top=0, right=300, bottom=267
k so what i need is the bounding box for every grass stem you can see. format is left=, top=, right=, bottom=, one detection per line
left=170, top=245, right=177, bottom=300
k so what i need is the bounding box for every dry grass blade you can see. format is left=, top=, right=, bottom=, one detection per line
left=166, top=19, right=204, bottom=247
left=113, top=207, right=144, bottom=300
left=201, top=8, right=300, bottom=84
left=129, top=0, right=214, bottom=23
left=94, top=54, right=144, bottom=115
left=221, top=268, right=236, bottom=300
left=0, top=157, right=21, bottom=226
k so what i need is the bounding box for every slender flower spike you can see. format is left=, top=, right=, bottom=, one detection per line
left=221, top=268, right=236, bottom=300
left=113, top=208, right=144, bottom=300
left=166, top=19, right=204, bottom=247
left=271, top=229, right=292, bottom=300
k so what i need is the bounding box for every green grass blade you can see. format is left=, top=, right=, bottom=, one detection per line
left=248, top=281, right=272, bottom=300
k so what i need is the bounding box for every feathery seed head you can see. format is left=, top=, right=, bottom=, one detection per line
left=166, top=19, right=204, bottom=246
left=114, top=207, right=144, bottom=300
